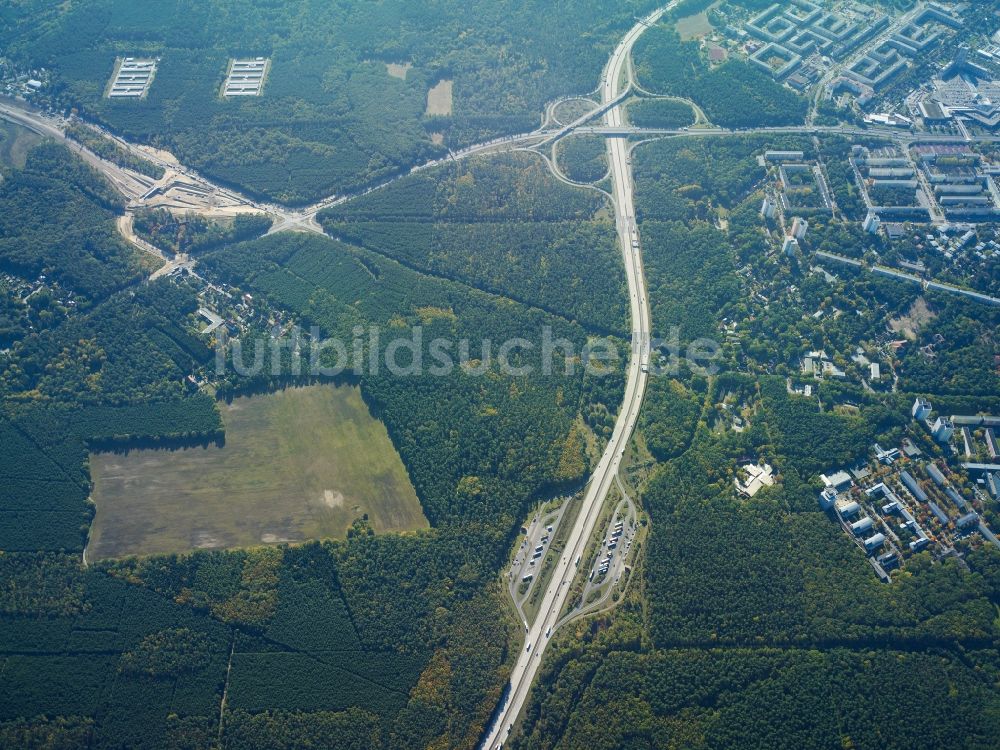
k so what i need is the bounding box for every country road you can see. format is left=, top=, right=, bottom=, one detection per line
left=478, top=5, right=668, bottom=748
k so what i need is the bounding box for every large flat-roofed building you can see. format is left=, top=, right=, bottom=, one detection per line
left=863, top=532, right=886, bottom=552
left=986, top=428, right=999, bottom=459
left=987, top=472, right=1000, bottom=499
left=107, top=57, right=158, bottom=99
left=765, top=150, right=804, bottom=163
left=750, top=43, right=802, bottom=79
left=223, top=57, right=270, bottom=97
left=900, top=470, right=928, bottom=503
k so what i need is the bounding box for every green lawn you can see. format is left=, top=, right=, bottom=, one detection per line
left=88, top=384, right=426, bottom=559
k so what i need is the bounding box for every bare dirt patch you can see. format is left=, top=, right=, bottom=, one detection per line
left=889, top=297, right=936, bottom=341
left=386, top=62, right=412, bottom=80
left=426, top=79, right=454, bottom=116
left=88, top=384, right=427, bottom=559
left=676, top=3, right=717, bottom=41
left=0, top=120, right=44, bottom=168
left=553, top=98, right=598, bottom=126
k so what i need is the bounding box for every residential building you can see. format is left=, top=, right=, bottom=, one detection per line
left=957, top=511, right=979, bottom=529
left=863, top=533, right=886, bottom=552
left=932, top=416, right=955, bottom=443
left=986, top=428, right=999, bottom=459
left=791, top=217, right=809, bottom=240
left=765, top=150, right=805, bottom=163
left=851, top=517, right=874, bottom=535
left=900, top=470, right=928, bottom=502
left=912, top=397, right=932, bottom=420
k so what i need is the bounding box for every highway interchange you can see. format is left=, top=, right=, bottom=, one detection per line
left=479, top=5, right=667, bottom=747
left=3, top=3, right=999, bottom=745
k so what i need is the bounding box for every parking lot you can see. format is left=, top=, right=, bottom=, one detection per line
left=508, top=499, right=571, bottom=626
left=578, top=496, right=637, bottom=609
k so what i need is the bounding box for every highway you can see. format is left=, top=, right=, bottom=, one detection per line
left=478, top=5, right=668, bottom=749
left=5, top=90, right=999, bottom=251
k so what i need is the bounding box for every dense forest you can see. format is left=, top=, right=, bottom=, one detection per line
left=554, top=135, right=608, bottom=184
left=0, top=139, right=633, bottom=745
left=513, top=123, right=1000, bottom=750
left=318, top=153, right=627, bottom=334
left=0, top=143, right=146, bottom=298
left=514, top=374, right=1000, bottom=750
left=1, top=0, right=664, bottom=203
left=627, top=98, right=696, bottom=129
left=632, top=25, right=808, bottom=128
left=633, top=135, right=811, bottom=222
left=133, top=208, right=272, bottom=256
left=0, top=540, right=514, bottom=749
left=516, top=646, right=1000, bottom=750
left=202, top=229, right=597, bottom=527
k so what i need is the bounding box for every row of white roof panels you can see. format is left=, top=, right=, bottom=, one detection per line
left=107, top=58, right=270, bottom=99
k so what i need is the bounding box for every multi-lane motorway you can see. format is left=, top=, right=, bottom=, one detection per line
left=478, top=6, right=670, bottom=749
left=4, top=8, right=996, bottom=743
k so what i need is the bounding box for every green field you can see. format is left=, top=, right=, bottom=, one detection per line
left=88, top=384, right=426, bottom=559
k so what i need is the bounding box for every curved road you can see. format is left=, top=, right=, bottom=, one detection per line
left=479, top=5, right=669, bottom=749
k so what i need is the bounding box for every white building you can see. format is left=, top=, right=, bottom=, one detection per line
left=932, top=416, right=955, bottom=443
left=912, top=397, right=932, bottom=421
left=791, top=217, right=809, bottom=240
left=863, top=212, right=881, bottom=233
left=863, top=532, right=886, bottom=552
left=851, top=517, right=874, bottom=535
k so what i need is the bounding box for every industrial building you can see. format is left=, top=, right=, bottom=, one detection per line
left=223, top=58, right=269, bottom=97
left=107, top=58, right=157, bottom=99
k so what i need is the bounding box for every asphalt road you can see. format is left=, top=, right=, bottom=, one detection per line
left=478, top=6, right=668, bottom=749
